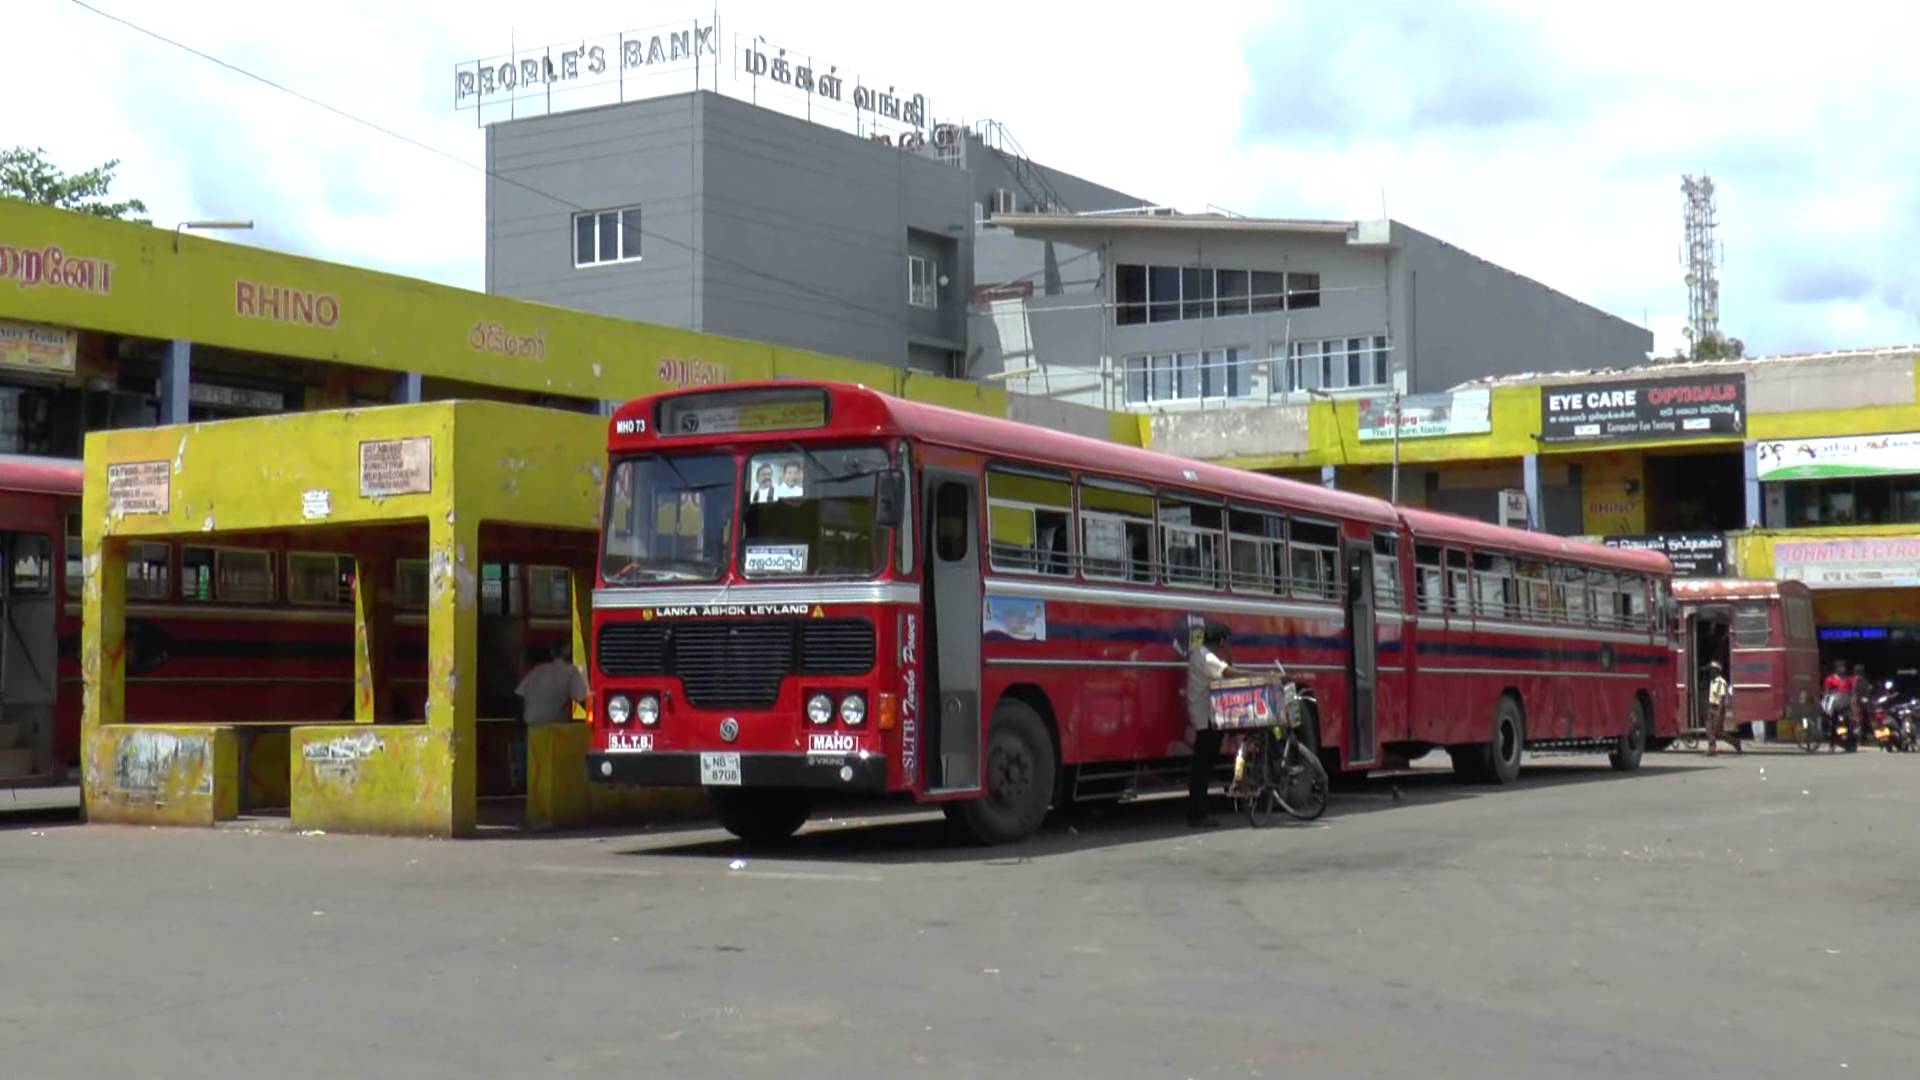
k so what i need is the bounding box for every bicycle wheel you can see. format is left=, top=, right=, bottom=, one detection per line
left=1244, top=735, right=1277, bottom=828
left=1800, top=718, right=1823, bottom=753
left=1273, top=735, right=1329, bottom=821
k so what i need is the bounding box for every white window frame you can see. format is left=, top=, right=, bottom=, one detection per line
left=573, top=206, right=642, bottom=268
left=1122, top=347, right=1253, bottom=405
left=908, top=255, right=939, bottom=309
left=1287, top=334, right=1392, bottom=395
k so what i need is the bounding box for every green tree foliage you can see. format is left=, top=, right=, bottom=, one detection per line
left=0, top=146, right=148, bottom=220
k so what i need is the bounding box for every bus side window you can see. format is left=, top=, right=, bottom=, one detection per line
left=1370, top=532, right=1401, bottom=610
left=1445, top=548, right=1470, bottom=616
left=1159, top=496, right=1223, bottom=591
left=1473, top=552, right=1512, bottom=619
left=985, top=468, right=1072, bottom=577
left=1561, top=565, right=1590, bottom=625
left=1228, top=507, right=1281, bottom=595
left=1516, top=561, right=1551, bottom=622
left=1288, top=519, right=1339, bottom=601
left=1079, top=480, right=1153, bottom=584
left=1733, top=602, right=1773, bottom=648
left=1414, top=544, right=1443, bottom=613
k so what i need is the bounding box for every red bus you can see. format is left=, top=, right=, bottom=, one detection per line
left=586, top=382, right=1677, bottom=844
left=0, top=455, right=567, bottom=796
left=1673, top=578, right=1820, bottom=742
left=0, top=455, right=78, bottom=786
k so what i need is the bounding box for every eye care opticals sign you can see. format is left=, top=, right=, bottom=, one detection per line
left=1540, top=374, right=1745, bottom=444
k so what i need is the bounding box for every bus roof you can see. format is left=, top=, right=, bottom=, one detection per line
left=616, top=381, right=1401, bottom=526
left=1674, top=577, right=1805, bottom=601
left=1398, top=505, right=1674, bottom=575
left=0, top=454, right=82, bottom=496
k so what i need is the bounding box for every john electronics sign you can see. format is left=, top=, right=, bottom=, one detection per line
left=1540, top=373, right=1746, bottom=444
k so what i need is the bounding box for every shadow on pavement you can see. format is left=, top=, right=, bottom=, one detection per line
left=614, top=758, right=1713, bottom=866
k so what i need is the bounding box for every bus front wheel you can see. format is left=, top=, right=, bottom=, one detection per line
left=711, top=788, right=811, bottom=848
left=951, top=698, right=1056, bottom=845
left=1452, top=698, right=1524, bottom=785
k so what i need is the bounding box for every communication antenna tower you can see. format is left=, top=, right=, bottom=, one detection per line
left=1681, top=175, right=1721, bottom=359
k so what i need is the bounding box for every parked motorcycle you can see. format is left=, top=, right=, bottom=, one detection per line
left=1871, top=694, right=1906, bottom=752
left=1875, top=681, right=1920, bottom=753
left=1821, top=690, right=1858, bottom=753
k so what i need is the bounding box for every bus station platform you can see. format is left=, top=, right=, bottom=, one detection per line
left=78, top=401, right=702, bottom=836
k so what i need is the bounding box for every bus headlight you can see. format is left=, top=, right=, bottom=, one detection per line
left=636, top=695, right=660, bottom=727
left=807, top=693, right=834, bottom=726
left=607, top=695, right=632, bottom=726
left=840, top=694, right=867, bottom=727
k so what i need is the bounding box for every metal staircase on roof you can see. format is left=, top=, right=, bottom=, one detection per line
left=973, top=119, right=1067, bottom=214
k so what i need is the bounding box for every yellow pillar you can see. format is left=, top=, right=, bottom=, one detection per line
left=79, top=531, right=128, bottom=827
left=351, top=544, right=396, bottom=723
left=427, top=511, right=480, bottom=835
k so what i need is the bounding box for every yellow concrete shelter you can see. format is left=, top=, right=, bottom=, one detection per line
left=80, top=400, right=684, bottom=836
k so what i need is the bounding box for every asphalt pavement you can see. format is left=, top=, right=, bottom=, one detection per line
left=2, top=749, right=1915, bottom=1078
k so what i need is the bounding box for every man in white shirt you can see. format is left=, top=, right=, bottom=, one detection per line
left=1705, top=660, right=1741, bottom=756
left=1185, top=622, right=1238, bottom=828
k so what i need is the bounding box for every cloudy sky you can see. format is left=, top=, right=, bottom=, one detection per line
left=15, top=0, right=1918, bottom=357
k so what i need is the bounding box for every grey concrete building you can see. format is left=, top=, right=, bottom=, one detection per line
left=485, top=91, right=1147, bottom=376
left=973, top=211, right=1653, bottom=412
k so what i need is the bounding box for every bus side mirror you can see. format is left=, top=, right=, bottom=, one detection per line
left=876, top=468, right=907, bottom=529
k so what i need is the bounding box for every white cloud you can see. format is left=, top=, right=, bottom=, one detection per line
left=15, top=0, right=1919, bottom=359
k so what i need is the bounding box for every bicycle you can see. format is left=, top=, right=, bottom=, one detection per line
left=1226, top=679, right=1330, bottom=826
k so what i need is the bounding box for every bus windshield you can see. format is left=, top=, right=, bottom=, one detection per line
left=602, top=453, right=736, bottom=584
left=741, top=445, right=890, bottom=578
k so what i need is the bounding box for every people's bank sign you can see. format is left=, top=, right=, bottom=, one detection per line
left=454, top=20, right=720, bottom=110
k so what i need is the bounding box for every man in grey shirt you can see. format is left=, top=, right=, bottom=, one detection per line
left=517, top=641, right=589, bottom=725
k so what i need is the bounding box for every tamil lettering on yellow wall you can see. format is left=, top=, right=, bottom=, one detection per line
left=1, top=242, right=113, bottom=294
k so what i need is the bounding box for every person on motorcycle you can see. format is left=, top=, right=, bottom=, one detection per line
left=1822, top=661, right=1852, bottom=751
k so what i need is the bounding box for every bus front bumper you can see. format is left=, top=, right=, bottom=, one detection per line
left=587, top=750, right=890, bottom=792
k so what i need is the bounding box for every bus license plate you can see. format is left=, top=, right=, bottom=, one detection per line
left=700, top=752, right=742, bottom=786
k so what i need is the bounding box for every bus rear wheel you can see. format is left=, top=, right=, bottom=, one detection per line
left=951, top=698, right=1056, bottom=845
left=710, top=788, right=811, bottom=848
left=1610, top=698, right=1648, bottom=772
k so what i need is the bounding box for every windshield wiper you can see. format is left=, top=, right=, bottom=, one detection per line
left=785, top=443, right=890, bottom=486
left=653, top=453, right=729, bottom=494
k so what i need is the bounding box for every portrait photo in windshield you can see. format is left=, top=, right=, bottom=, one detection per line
left=742, top=447, right=890, bottom=578
left=747, top=454, right=807, bottom=504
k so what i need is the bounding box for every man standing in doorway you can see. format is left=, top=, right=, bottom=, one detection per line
left=1704, top=661, right=1741, bottom=755
left=512, top=642, right=589, bottom=814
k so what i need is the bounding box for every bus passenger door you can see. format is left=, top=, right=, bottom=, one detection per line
left=0, top=532, right=57, bottom=781
left=924, top=472, right=982, bottom=794
left=1344, top=541, right=1379, bottom=767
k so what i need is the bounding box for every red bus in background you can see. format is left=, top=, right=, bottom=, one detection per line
left=1674, top=578, right=1821, bottom=741
left=586, top=382, right=1677, bottom=845
left=0, top=455, right=567, bottom=794
left=0, top=455, right=78, bottom=785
